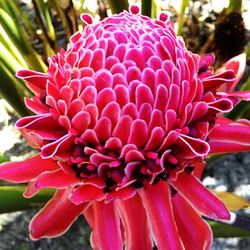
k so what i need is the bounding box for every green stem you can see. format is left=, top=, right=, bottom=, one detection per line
left=141, top=0, right=152, bottom=17
left=0, top=186, right=54, bottom=214
left=177, top=0, right=189, bottom=36
left=32, top=0, right=57, bottom=52
left=107, top=0, right=129, bottom=14
left=226, top=0, right=242, bottom=14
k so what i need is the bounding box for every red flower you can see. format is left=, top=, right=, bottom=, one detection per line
left=1, top=6, right=250, bottom=249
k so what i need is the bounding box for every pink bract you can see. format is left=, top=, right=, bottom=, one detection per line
left=1, top=6, right=250, bottom=250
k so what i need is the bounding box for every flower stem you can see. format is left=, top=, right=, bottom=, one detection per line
left=177, top=0, right=189, bottom=36
left=141, top=0, right=152, bottom=17
left=226, top=0, right=242, bottom=14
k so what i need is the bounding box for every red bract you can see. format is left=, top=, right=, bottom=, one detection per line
left=1, top=6, right=250, bottom=249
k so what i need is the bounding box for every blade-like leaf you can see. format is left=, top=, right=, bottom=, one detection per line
left=209, top=220, right=250, bottom=238
left=0, top=26, right=27, bottom=67
left=0, top=0, right=36, bottom=39
left=0, top=185, right=54, bottom=214
left=0, top=62, right=30, bottom=116
left=0, top=8, right=47, bottom=72
left=213, top=191, right=250, bottom=211
left=0, top=154, right=9, bottom=164
left=32, top=0, right=58, bottom=53
left=49, top=0, right=78, bottom=41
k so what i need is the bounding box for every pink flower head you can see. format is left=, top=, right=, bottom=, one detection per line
left=1, top=6, right=250, bottom=249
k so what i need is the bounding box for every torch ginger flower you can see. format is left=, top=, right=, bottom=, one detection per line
left=1, top=6, right=250, bottom=250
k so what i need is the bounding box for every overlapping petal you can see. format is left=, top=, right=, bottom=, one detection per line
left=209, top=117, right=250, bottom=154
left=30, top=189, right=88, bottom=240
left=0, top=6, right=249, bottom=250
left=0, top=155, right=59, bottom=183
left=140, top=181, right=184, bottom=250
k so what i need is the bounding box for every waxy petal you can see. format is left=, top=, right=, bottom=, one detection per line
left=0, top=155, right=59, bottom=183
left=119, top=194, right=152, bottom=250
left=69, top=184, right=105, bottom=205
left=170, top=172, right=230, bottom=220
left=34, top=169, right=81, bottom=189
left=30, top=189, right=88, bottom=240
left=209, top=122, right=250, bottom=146
left=172, top=194, right=212, bottom=250
left=140, top=181, right=184, bottom=250
left=41, top=134, right=74, bottom=158
left=90, top=201, right=123, bottom=250
left=175, top=134, right=210, bottom=159
left=218, top=53, right=246, bottom=92
left=16, top=69, right=49, bottom=95
left=128, top=119, right=148, bottom=148
left=16, top=114, right=64, bottom=140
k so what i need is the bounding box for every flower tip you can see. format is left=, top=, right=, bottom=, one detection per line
left=80, top=13, right=93, bottom=25
left=159, top=12, right=169, bottom=22
left=15, top=69, right=29, bottom=79
left=129, top=5, right=140, bottom=15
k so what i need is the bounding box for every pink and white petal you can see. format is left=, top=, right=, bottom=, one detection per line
left=172, top=193, right=212, bottom=250
left=0, top=155, right=59, bottom=183
left=16, top=114, right=64, bottom=140
left=217, top=53, right=246, bottom=92
left=34, top=169, right=81, bottom=189
left=16, top=69, right=49, bottom=95
left=140, top=181, right=184, bottom=250
left=174, top=134, right=210, bottom=159
left=25, top=97, right=49, bottom=114
left=202, top=70, right=235, bottom=92
left=19, top=130, right=45, bottom=148
left=69, top=184, right=105, bottom=205
left=118, top=194, right=152, bottom=250
left=209, top=141, right=250, bottom=154
left=217, top=90, right=250, bottom=101
left=105, top=186, right=137, bottom=203
left=83, top=204, right=95, bottom=228
left=170, top=172, right=230, bottom=220
left=41, top=134, right=74, bottom=158
left=209, top=120, right=250, bottom=154
left=30, top=189, right=88, bottom=240
left=23, top=180, right=40, bottom=198
left=90, top=201, right=123, bottom=250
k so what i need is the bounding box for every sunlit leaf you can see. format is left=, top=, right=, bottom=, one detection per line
left=0, top=8, right=47, bottom=72
left=0, top=154, right=9, bottom=164
left=213, top=190, right=250, bottom=211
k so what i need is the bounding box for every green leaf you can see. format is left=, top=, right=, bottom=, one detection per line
left=209, top=220, right=250, bottom=238
left=0, top=26, right=27, bottom=67
left=0, top=8, right=47, bottom=72
left=0, top=61, right=30, bottom=116
left=225, top=100, right=250, bottom=119
left=0, top=185, right=54, bottom=214
left=32, top=0, right=58, bottom=53
left=49, top=0, right=78, bottom=41
left=0, top=154, right=9, bottom=164
left=0, top=0, right=36, bottom=39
